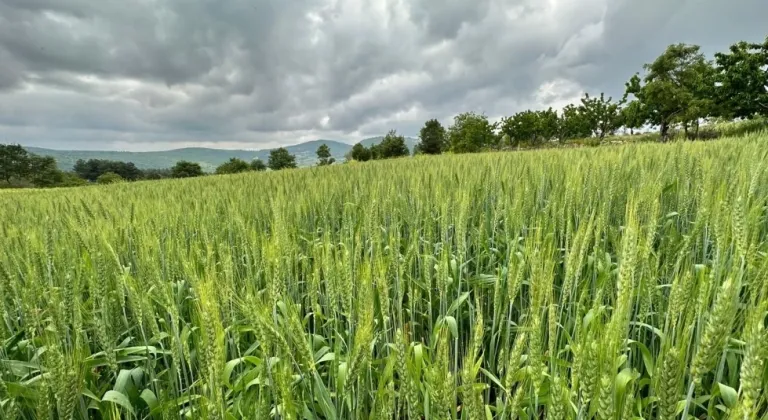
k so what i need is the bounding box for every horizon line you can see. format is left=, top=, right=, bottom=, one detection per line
left=21, top=136, right=419, bottom=153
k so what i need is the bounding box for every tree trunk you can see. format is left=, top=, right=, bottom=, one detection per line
left=660, top=121, right=670, bottom=142
left=693, top=120, right=700, bottom=139
left=683, top=121, right=689, bottom=140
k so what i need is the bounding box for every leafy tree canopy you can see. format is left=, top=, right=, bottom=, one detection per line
left=449, top=112, right=498, bottom=153
left=416, top=119, right=447, bottom=155
left=171, top=161, right=204, bottom=178
left=142, top=168, right=173, bottom=180
left=557, top=104, right=592, bottom=141
left=316, top=144, right=336, bottom=166
left=28, top=155, right=64, bottom=187
left=97, top=172, right=124, bottom=185
left=714, top=38, right=768, bottom=119
left=500, top=109, right=557, bottom=145
left=619, top=100, right=648, bottom=134
left=59, top=172, right=88, bottom=187
left=216, top=158, right=251, bottom=175
left=0, top=144, right=31, bottom=184
left=349, top=143, right=372, bottom=162
left=376, top=130, right=410, bottom=159
left=74, top=159, right=143, bottom=181
left=0, top=144, right=67, bottom=188
left=268, top=148, right=297, bottom=170
left=580, top=93, right=622, bottom=139
left=626, top=43, right=714, bottom=139
left=250, top=159, right=267, bottom=171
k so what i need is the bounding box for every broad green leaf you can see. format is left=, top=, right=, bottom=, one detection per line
left=717, top=383, right=737, bottom=408
left=224, top=358, right=245, bottom=387
left=81, top=388, right=101, bottom=403
left=113, top=369, right=134, bottom=394
left=317, top=352, right=335, bottom=364
left=102, top=390, right=135, bottom=415
left=615, top=368, right=638, bottom=399
left=413, top=343, right=424, bottom=372
left=629, top=321, right=665, bottom=341
left=0, top=360, right=40, bottom=376
left=139, top=389, right=158, bottom=411
left=627, top=340, right=655, bottom=377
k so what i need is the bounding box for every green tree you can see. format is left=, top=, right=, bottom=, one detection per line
left=500, top=110, right=540, bottom=146
left=97, top=172, right=124, bottom=185
left=73, top=159, right=100, bottom=181
left=73, top=159, right=143, bottom=181
left=626, top=43, right=714, bottom=140
left=216, top=158, right=251, bottom=175
left=536, top=108, right=559, bottom=142
left=171, top=161, right=204, bottom=178
left=501, top=108, right=558, bottom=145
left=250, top=159, right=267, bottom=171
left=377, top=130, right=410, bottom=159
left=349, top=143, right=372, bottom=162
left=448, top=112, right=498, bottom=153
left=714, top=38, right=768, bottom=119
left=580, top=93, right=621, bottom=139
left=268, top=148, right=297, bottom=170
left=557, top=104, right=592, bottom=141
left=142, top=168, right=173, bottom=180
left=0, top=144, right=31, bottom=184
left=369, top=143, right=382, bottom=160
left=417, top=119, right=447, bottom=154
left=28, top=155, right=64, bottom=187
left=619, top=100, right=647, bottom=135
left=316, top=144, right=336, bottom=166
left=59, top=172, right=88, bottom=187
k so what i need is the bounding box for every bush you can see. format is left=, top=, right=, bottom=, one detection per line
left=59, top=172, right=89, bottom=187
left=97, top=172, right=124, bottom=185
left=713, top=117, right=768, bottom=138
left=695, top=129, right=721, bottom=140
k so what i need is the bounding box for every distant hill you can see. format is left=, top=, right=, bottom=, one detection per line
left=24, top=140, right=350, bottom=171
left=25, top=136, right=420, bottom=171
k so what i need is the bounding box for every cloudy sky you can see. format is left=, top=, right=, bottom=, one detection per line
left=0, top=0, right=765, bottom=151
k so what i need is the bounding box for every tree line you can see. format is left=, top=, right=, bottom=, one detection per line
left=0, top=144, right=87, bottom=188
left=395, top=37, right=767, bottom=156
left=347, top=131, right=412, bottom=161
left=0, top=146, right=302, bottom=188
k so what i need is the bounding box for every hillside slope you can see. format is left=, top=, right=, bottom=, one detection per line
left=25, top=136, right=421, bottom=171
left=25, top=140, right=352, bottom=171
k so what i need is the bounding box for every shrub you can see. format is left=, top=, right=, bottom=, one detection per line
left=96, top=172, right=124, bottom=184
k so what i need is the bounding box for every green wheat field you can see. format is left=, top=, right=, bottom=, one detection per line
left=1, top=134, right=767, bottom=419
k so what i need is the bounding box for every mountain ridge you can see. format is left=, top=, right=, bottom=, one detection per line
left=24, top=137, right=419, bottom=171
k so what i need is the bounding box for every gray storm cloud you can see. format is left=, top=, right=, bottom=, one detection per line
left=0, top=0, right=765, bottom=150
